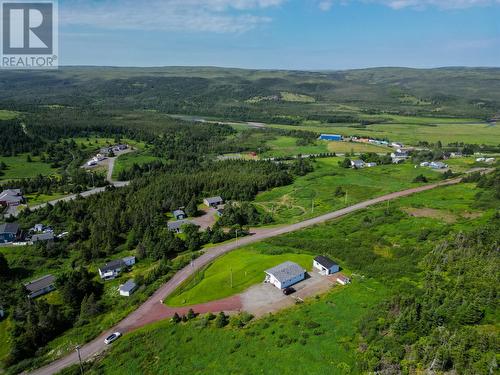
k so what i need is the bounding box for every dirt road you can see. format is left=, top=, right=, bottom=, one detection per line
left=28, top=176, right=468, bottom=375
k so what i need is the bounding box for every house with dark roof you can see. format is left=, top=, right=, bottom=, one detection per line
left=0, top=189, right=23, bottom=207
left=173, top=209, right=186, bottom=220
left=24, top=274, right=56, bottom=298
left=98, top=259, right=126, bottom=280
left=167, top=219, right=192, bottom=233
left=313, top=255, right=340, bottom=275
left=264, top=261, right=306, bottom=289
left=119, top=279, right=137, bottom=297
left=31, top=232, right=54, bottom=243
left=350, top=160, right=366, bottom=169
left=0, top=223, right=21, bottom=243
left=203, top=196, right=223, bottom=208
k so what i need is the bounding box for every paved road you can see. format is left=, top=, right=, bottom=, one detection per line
left=29, top=176, right=467, bottom=375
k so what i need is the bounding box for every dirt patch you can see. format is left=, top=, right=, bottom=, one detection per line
left=191, top=207, right=217, bottom=230
left=403, top=207, right=457, bottom=223
left=462, top=211, right=482, bottom=219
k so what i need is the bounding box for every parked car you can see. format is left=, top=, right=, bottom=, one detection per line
left=104, top=332, right=122, bottom=344
left=282, top=287, right=295, bottom=295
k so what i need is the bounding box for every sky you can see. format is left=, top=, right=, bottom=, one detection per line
left=58, top=0, right=500, bottom=69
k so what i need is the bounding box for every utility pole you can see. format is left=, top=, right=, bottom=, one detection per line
left=75, top=345, right=84, bottom=375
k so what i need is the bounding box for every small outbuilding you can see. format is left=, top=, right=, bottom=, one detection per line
left=123, top=256, right=136, bottom=267
left=351, top=160, right=365, bottom=169
left=31, top=232, right=54, bottom=243
left=264, top=261, right=306, bottom=289
left=173, top=209, right=187, bottom=220
left=335, top=274, right=351, bottom=285
left=119, top=279, right=137, bottom=297
left=24, top=274, right=56, bottom=299
left=203, top=196, right=224, bottom=208
left=313, top=255, right=340, bottom=275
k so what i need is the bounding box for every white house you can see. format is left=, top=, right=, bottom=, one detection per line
left=98, top=259, right=126, bottom=280
left=264, top=261, right=306, bottom=289
left=203, top=196, right=223, bottom=208
left=24, top=275, right=56, bottom=299
left=313, top=255, right=340, bottom=275
left=119, top=279, right=137, bottom=297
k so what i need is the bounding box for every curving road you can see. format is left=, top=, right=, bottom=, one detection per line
left=27, top=176, right=471, bottom=375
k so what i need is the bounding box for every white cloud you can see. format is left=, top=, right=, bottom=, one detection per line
left=317, top=0, right=500, bottom=10
left=60, top=0, right=286, bottom=33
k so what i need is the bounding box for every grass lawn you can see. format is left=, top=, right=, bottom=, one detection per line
left=255, top=157, right=444, bottom=224
left=0, top=318, right=12, bottom=363
left=261, top=136, right=328, bottom=157
left=112, top=150, right=160, bottom=179
left=24, top=192, right=68, bottom=205
left=0, top=154, right=58, bottom=181
left=166, top=244, right=313, bottom=306
left=85, top=278, right=387, bottom=375
left=0, top=110, right=18, bottom=120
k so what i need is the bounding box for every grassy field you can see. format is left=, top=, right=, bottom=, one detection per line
left=112, top=150, right=159, bottom=179
left=81, top=178, right=496, bottom=375
left=326, top=141, right=391, bottom=154
left=166, top=245, right=313, bottom=306
left=255, top=157, right=444, bottom=224
left=0, top=154, right=58, bottom=181
left=0, top=110, right=18, bottom=120
left=268, top=118, right=500, bottom=145
left=84, top=279, right=387, bottom=375
left=24, top=192, right=68, bottom=205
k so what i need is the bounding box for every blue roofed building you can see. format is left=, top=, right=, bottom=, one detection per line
left=319, top=134, right=343, bottom=141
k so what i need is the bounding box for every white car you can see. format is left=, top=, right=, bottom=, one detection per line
left=104, top=332, right=122, bottom=345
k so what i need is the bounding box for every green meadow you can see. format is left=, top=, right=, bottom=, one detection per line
left=166, top=245, right=313, bottom=307
left=255, top=157, right=443, bottom=224
left=0, top=110, right=18, bottom=120
left=81, top=179, right=495, bottom=375
left=0, top=154, right=58, bottom=181
left=112, top=150, right=160, bottom=179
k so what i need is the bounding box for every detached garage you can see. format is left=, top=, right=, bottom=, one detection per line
left=313, top=255, right=340, bottom=275
left=264, top=261, right=306, bottom=289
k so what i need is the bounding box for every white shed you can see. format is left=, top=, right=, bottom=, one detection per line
left=119, top=279, right=137, bottom=297
left=313, top=255, right=340, bottom=275
left=264, top=261, right=306, bottom=289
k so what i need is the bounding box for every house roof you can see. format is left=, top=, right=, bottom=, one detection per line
left=265, top=261, right=305, bottom=283
left=31, top=232, right=54, bottom=242
left=0, top=189, right=23, bottom=203
left=167, top=219, right=191, bottom=231
left=314, top=255, right=338, bottom=269
left=24, top=274, right=56, bottom=293
left=351, top=160, right=365, bottom=166
left=173, top=209, right=185, bottom=217
left=99, top=259, right=125, bottom=273
left=204, top=196, right=223, bottom=204
left=119, top=279, right=137, bottom=293
left=0, top=223, right=20, bottom=234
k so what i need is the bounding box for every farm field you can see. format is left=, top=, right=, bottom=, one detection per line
left=112, top=150, right=159, bottom=179
left=24, top=192, right=68, bottom=206
left=255, top=157, right=445, bottom=224
left=268, top=119, right=499, bottom=145
left=0, top=154, right=58, bottom=181
left=166, top=245, right=313, bottom=307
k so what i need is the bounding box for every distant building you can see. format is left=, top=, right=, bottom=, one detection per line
left=31, top=232, right=54, bottom=243
left=203, top=196, right=224, bottom=208
left=216, top=208, right=224, bottom=217
left=365, top=162, right=377, bottom=168
left=0, top=189, right=23, bottom=207
left=167, top=219, right=192, bottom=233
left=264, top=261, right=306, bottom=289
left=173, top=209, right=186, bottom=220
left=351, top=160, right=366, bottom=169
left=313, top=256, right=340, bottom=275
left=391, top=152, right=409, bottom=164
left=429, top=161, right=448, bottom=169
left=319, top=134, right=342, bottom=141
left=33, top=223, right=44, bottom=232
left=420, top=161, right=430, bottom=167
left=24, top=275, right=56, bottom=299
left=119, top=279, right=137, bottom=297
left=0, top=223, right=21, bottom=243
